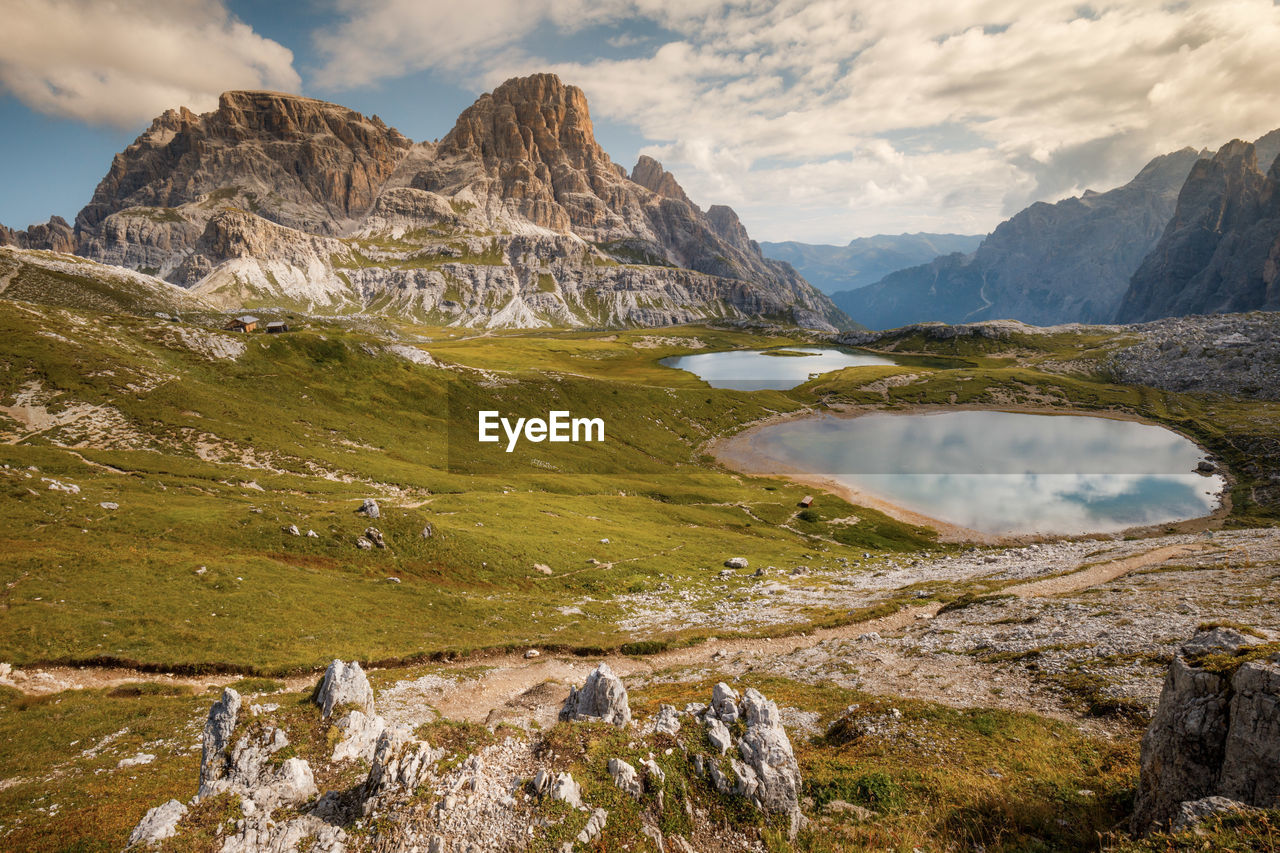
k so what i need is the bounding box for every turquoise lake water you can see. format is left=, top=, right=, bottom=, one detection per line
left=735, top=410, right=1224, bottom=535
left=661, top=346, right=896, bottom=390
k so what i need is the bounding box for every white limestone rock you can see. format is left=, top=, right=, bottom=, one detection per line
left=198, top=688, right=241, bottom=797
left=712, top=682, right=740, bottom=724
left=706, top=717, right=732, bottom=756
left=314, top=659, right=375, bottom=719
left=127, top=799, right=187, bottom=847
left=331, top=709, right=387, bottom=763
left=608, top=757, right=642, bottom=799
left=560, top=663, right=631, bottom=727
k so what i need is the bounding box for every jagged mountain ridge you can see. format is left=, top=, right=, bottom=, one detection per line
left=1116, top=138, right=1280, bottom=322
left=1, top=216, right=76, bottom=254
left=760, top=233, right=984, bottom=295
left=1, top=76, right=845, bottom=330
left=833, top=148, right=1205, bottom=329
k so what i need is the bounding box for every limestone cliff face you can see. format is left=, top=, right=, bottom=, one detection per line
left=77, top=91, right=411, bottom=235
left=70, top=76, right=844, bottom=330
left=1117, top=138, right=1280, bottom=322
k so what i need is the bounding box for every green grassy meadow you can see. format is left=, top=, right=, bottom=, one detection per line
left=3, top=292, right=1279, bottom=674
left=4, top=268, right=1280, bottom=852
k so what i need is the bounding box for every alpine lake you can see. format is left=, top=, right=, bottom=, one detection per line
left=666, top=347, right=1224, bottom=536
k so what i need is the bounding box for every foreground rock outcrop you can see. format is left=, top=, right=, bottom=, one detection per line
left=131, top=660, right=807, bottom=851
left=691, top=684, right=805, bottom=837
left=1131, top=626, right=1280, bottom=834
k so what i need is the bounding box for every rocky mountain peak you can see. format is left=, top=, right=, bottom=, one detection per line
left=438, top=73, right=607, bottom=172
left=1256, top=128, right=1280, bottom=175
left=61, top=75, right=846, bottom=330
left=1159, top=139, right=1268, bottom=237
left=77, top=90, right=411, bottom=235
left=705, top=205, right=753, bottom=252
left=836, top=147, right=1201, bottom=328
left=631, top=156, right=694, bottom=207
left=214, top=90, right=405, bottom=144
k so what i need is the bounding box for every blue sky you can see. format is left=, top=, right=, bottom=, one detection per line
left=2, top=0, right=1279, bottom=244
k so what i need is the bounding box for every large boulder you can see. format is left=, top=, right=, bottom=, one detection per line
left=738, top=688, right=804, bottom=835
left=314, top=659, right=375, bottom=719
left=198, top=688, right=241, bottom=796
left=1219, top=656, right=1280, bottom=804
left=1132, top=626, right=1279, bottom=834
left=560, top=663, right=631, bottom=727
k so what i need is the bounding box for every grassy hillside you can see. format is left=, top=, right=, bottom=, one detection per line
left=0, top=301, right=944, bottom=673
left=4, top=276, right=1280, bottom=676
left=3, top=270, right=1280, bottom=853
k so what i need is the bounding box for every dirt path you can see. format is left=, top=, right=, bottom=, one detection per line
left=1007, top=543, right=1206, bottom=598
left=0, top=541, right=1219, bottom=715
left=380, top=540, right=1217, bottom=725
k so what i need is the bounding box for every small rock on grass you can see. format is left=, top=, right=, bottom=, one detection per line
left=576, top=808, right=608, bottom=845
left=551, top=772, right=583, bottom=808
left=128, top=799, right=187, bottom=846
left=608, top=757, right=642, bottom=798
left=824, top=800, right=876, bottom=820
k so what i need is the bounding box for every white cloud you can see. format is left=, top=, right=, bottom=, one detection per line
left=0, top=0, right=299, bottom=127
left=321, top=0, right=1280, bottom=240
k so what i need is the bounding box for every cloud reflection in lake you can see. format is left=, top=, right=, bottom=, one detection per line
left=662, top=347, right=896, bottom=390
left=750, top=411, right=1223, bottom=534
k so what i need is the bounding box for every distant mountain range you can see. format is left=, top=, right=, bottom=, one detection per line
left=759, top=233, right=982, bottom=294
left=0, top=75, right=847, bottom=331
left=1117, top=134, right=1280, bottom=321
left=828, top=129, right=1280, bottom=330
left=831, top=149, right=1205, bottom=328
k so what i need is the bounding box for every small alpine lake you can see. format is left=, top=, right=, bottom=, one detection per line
left=718, top=409, right=1226, bottom=536
left=661, top=346, right=897, bottom=390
